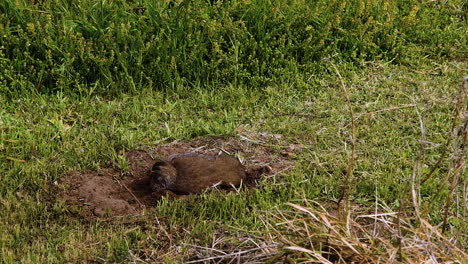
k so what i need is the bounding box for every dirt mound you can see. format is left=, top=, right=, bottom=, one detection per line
left=59, top=136, right=298, bottom=217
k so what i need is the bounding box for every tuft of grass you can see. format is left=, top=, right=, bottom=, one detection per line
left=260, top=201, right=467, bottom=263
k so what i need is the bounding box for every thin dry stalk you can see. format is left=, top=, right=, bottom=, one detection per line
left=356, top=104, right=416, bottom=120
left=273, top=113, right=327, bottom=118
left=184, top=243, right=281, bottom=263
left=323, top=58, right=357, bottom=229
left=420, top=77, right=468, bottom=185
left=441, top=77, right=467, bottom=233
left=411, top=103, right=427, bottom=221
left=112, top=175, right=145, bottom=209
left=394, top=78, right=468, bottom=257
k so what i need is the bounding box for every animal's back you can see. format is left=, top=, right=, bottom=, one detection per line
left=168, top=153, right=245, bottom=194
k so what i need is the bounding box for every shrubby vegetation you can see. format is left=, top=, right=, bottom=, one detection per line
left=0, top=0, right=466, bottom=96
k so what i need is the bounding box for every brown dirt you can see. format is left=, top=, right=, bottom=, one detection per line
left=58, top=136, right=298, bottom=218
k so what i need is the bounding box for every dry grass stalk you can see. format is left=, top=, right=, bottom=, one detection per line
left=111, top=175, right=145, bottom=209
left=323, top=58, right=357, bottom=229
left=356, top=104, right=416, bottom=119
left=420, top=77, right=468, bottom=185
left=441, top=77, right=467, bottom=233
left=410, top=103, right=427, bottom=222
left=392, top=78, right=468, bottom=258
left=184, top=241, right=281, bottom=263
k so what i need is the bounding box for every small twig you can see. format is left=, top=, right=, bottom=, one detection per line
left=442, top=154, right=466, bottom=233
left=91, top=257, right=107, bottom=263
left=181, top=243, right=227, bottom=255
left=25, top=9, right=52, bottom=14
left=257, top=210, right=306, bottom=214
left=218, top=147, right=232, bottom=155
left=238, top=135, right=265, bottom=145
left=373, top=187, right=379, bottom=237
left=184, top=243, right=281, bottom=263
left=263, top=165, right=295, bottom=180
left=395, top=99, right=427, bottom=260
left=419, top=219, right=468, bottom=257
left=411, top=102, right=426, bottom=221
left=441, top=78, right=467, bottom=233
left=356, top=104, right=416, bottom=119
left=273, top=113, right=328, bottom=118
left=112, top=175, right=144, bottom=209
left=408, top=69, right=439, bottom=75
left=323, top=57, right=357, bottom=230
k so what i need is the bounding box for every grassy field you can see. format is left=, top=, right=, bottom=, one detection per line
left=0, top=0, right=467, bottom=263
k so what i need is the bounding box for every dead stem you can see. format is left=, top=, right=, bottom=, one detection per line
left=441, top=78, right=468, bottom=233
left=184, top=243, right=281, bottom=263
left=323, top=57, right=357, bottom=230
left=411, top=102, right=426, bottom=221
left=421, top=78, right=468, bottom=185
left=355, top=104, right=416, bottom=120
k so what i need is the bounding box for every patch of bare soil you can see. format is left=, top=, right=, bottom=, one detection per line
left=58, top=136, right=298, bottom=218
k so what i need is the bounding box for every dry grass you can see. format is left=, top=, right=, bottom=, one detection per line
left=177, top=199, right=466, bottom=264
left=267, top=201, right=466, bottom=264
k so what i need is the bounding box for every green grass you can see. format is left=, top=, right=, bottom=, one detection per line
left=0, top=0, right=467, bottom=262
left=1, top=60, right=466, bottom=262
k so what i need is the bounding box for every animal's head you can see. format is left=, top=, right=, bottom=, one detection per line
left=150, top=161, right=177, bottom=192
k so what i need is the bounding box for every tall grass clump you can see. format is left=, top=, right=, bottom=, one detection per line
left=0, top=0, right=466, bottom=96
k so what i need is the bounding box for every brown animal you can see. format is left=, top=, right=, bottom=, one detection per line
left=150, top=153, right=246, bottom=194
